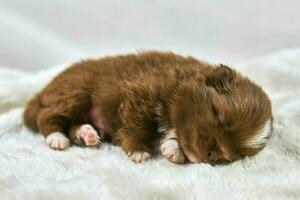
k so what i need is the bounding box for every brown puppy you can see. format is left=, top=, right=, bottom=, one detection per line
left=23, top=51, right=272, bottom=165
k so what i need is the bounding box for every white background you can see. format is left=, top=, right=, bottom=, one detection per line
left=0, top=0, right=300, bottom=70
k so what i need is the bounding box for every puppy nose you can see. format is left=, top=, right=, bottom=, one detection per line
left=208, top=151, right=218, bottom=162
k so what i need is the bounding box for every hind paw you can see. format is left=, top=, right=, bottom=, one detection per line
left=46, top=132, right=70, bottom=150
left=76, top=124, right=101, bottom=146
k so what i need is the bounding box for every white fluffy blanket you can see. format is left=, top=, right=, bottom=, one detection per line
left=0, top=50, right=300, bottom=200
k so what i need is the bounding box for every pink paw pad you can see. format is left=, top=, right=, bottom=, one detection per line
left=76, top=124, right=100, bottom=146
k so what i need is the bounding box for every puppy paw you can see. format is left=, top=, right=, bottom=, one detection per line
left=46, top=132, right=70, bottom=150
left=128, top=151, right=151, bottom=163
left=160, top=139, right=185, bottom=164
left=76, top=124, right=100, bottom=146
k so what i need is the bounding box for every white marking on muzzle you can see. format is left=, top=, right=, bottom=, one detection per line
left=246, top=119, right=272, bottom=148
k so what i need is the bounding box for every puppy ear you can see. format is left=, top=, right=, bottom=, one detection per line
left=206, top=64, right=235, bottom=90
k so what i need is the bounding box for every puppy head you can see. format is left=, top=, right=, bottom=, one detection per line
left=170, top=65, right=272, bottom=165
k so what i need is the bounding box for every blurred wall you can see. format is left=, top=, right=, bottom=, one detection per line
left=0, top=0, right=300, bottom=70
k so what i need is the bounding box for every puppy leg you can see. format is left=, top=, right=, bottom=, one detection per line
left=68, top=124, right=101, bottom=146
left=37, top=90, right=92, bottom=150
left=160, top=129, right=185, bottom=164
left=37, top=108, right=70, bottom=150
left=116, top=94, right=158, bottom=163
left=116, top=128, right=152, bottom=163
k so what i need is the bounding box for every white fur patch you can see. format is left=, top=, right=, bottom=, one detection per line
left=246, top=119, right=272, bottom=148
left=155, top=103, right=169, bottom=133
left=160, top=129, right=185, bottom=164
left=46, top=132, right=70, bottom=150
left=161, top=129, right=177, bottom=141
left=128, top=152, right=151, bottom=163
left=160, top=139, right=185, bottom=164
left=157, top=125, right=168, bottom=133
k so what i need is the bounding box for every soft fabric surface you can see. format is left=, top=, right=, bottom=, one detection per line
left=0, top=50, right=300, bottom=200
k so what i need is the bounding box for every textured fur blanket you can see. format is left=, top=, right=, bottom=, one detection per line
left=0, top=50, right=300, bottom=200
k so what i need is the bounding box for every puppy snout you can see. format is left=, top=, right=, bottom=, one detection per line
left=208, top=151, right=218, bottom=162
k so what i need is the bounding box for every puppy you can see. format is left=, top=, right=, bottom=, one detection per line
left=23, top=51, right=272, bottom=165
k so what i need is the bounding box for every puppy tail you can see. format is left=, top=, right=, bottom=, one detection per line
left=23, top=95, right=42, bottom=132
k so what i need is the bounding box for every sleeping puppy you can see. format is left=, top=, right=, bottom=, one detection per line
left=23, top=51, right=272, bottom=165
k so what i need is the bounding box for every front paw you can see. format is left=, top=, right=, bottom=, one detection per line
left=127, top=151, right=151, bottom=163
left=160, top=139, right=185, bottom=164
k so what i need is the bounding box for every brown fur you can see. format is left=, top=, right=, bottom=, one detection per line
left=23, top=51, right=272, bottom=165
